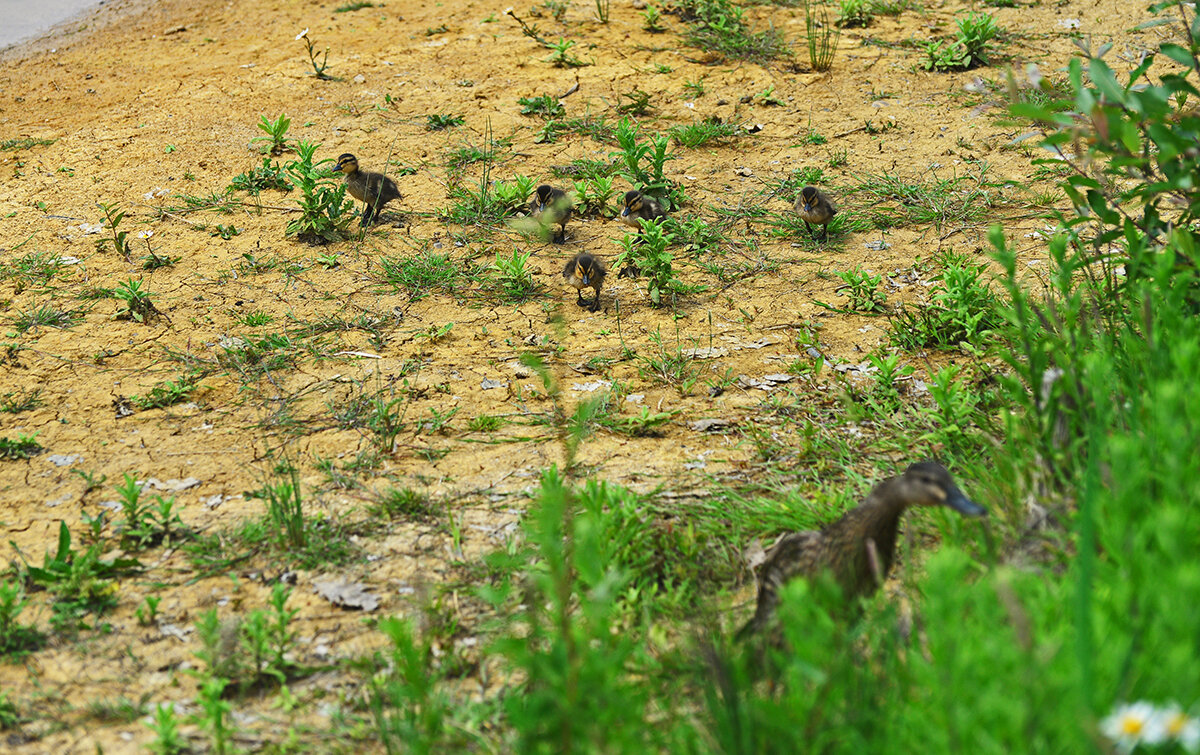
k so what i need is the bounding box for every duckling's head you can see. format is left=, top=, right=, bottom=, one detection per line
left=535, top=184, right=556, bottom=208
left=799, top=186, right=820, bottom=212
left=900, top=462, right=987, bottom=517
left=622, top=190, right=643, bottom=218
left=335, top=153, right=359, bottom=175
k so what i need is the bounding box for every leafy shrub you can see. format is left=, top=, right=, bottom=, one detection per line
left=284, top=141, right=355, bottom=242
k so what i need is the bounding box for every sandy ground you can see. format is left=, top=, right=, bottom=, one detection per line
left=0, top=0, right=1168, bottom=749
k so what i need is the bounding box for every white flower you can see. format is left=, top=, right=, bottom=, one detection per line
left=1102, top=702, right=1166, bottom=753
left=504, top=7, right=514, bottom=14
left=295, top=28, right=309, bottom=40
left=1159, top=703, right=1200, bottom=753
left=137, top=230, right=153, bottom=240
left=142, top=186, right=168, bottom=200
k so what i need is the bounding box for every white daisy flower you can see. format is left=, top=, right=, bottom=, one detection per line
left=1160, top=703, right=1200, bottom=753
left=295, top=28, right=309, bottom=41
left=137, top=230, right=154, bottom=240
left=1101, top=701, right=1166, bottom=753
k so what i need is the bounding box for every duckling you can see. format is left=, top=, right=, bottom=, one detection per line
left=617, top=190, right=667, bottom=278
left=620, top=189, right=666, bottom=231
left=531, top=184, right=573, bottom=243
left=794, top=185, right=836, bottom=241
left=738, top=461, right=986, bottom=639
left=335, top=153, right=402, bottom=226
left=562, top=253, right=606, bottom=312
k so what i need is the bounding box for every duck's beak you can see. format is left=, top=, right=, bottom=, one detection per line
left=621, top=206, right=630, bottom=217
left=581, top=272, right=591, bottom=286
left=946, top=486, right=987, bottom=517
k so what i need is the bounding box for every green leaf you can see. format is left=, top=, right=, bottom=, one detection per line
left=1159, top=43, right=1195, bottom=68
left=1088, top=58, right=1126, bottom=104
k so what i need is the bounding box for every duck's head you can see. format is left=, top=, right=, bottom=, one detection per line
left=335, top=153, right=359, bottom=174
left=900, top=462, right=987, bottom=517
left=799, top=185, right=819, bottom=212
left=622, top=189, right=643, bottom=218
left=535, top=184, right=555, bottom=210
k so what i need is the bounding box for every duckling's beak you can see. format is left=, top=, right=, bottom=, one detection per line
left=581, top=272, right=591, bottom=286
left=621, top=205, right=630, bottom=217
left=804, top=200, right=814, bottom=212
left=946, top=487, right=987, bottom=517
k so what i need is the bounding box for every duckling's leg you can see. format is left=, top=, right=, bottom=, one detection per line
left=361, top=203, right=375, bottom=227
left=576, top=290, right=586, bottom=307
left=819, top=223, right=829, bottom=242
left=589, top=286, right=601, bottom=312
left=802, top=219, right=814, bottom=239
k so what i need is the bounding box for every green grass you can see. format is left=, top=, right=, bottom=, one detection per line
left=0, top=138, right=54, bottom=151
left=668, top=119, right=742, bottom=148
left=376, top=250, right=463, bottom=300
left=678, top=0, right=790, bottom=63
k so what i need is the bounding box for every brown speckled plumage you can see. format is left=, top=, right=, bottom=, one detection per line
left=563, top=253, right=606, bottom=312
left=793, top=185, right=836, bottom=241
left=532, top=184, right=573, bottom=242
left=336, top=153, right=401, bottom=226
left=738, top=462, right=985, bottom=639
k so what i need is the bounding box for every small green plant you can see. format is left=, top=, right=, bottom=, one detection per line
left=113, top=278, right=159, bottom=323
left=545, top=37, right=589, bottom=68
left=130, top=373, right=201, bottom=409
left=250, top=113, right=292, bottom=155
left=146, top=702, right=184, bottom=755
left=492, top=248, right=539, bottom=302
left=284, top=140, right=355, bottom=242
left=251, top=466, right=306, bottom=550
left=0, top=580, right=46, bottom=659
left=112, top=473, right=189, bottom=549
left=427, top=113, right=465, bottom=130
left=756, top=85, right=785, bottom=106
left=468, top=414, right=505, bottom=432
left=378, top=250, right=462, bottom=300
left=229, top=157, right=291, bottom=194
left=295, top=28, right=331, bottom=79
left=682, top=77, right=706, bottom=98
left=96, top=201, right=132, bottom=260
left=679, top=0, right=787, bottom=63
left=371, top=487, right=441, bottom=520
left=642, top=4, right=665, bottom=31
left=838, top=0, right=872, bottom=26
left=368, top=618, right=459, bottom=751
left=618, top=88, right=655, bottom=116
left=614, top=219, right=684, bottom=307
left=0, top=691, right=19, bottom=730
left=922, top=12, right=998, bottom=71
left=0, top=388, right=41, bottom=414
left=889, top=256, right=1003, bottom=350
left=15, top=522, right=138, bottom=632
left=602, top=406, right=678, bottom=436
left=864, top=350, right=913, bottom=412
left=669, top=118, right=741, bottom=148
left=572, top=176, right=617, bottom=216
left=519, top=94, right=565, bottom=118
left=612, top=118, right=678, bottom=207
left=0, top=433, right=44, bottom=460
left=192, top=676, right=234, bottom=754
left=11, top=304, right=80, bottom=334
left=595, top=0, right=610, bottom=22
left=836, top=266, right=886, bottom=312
left=136, top=595, right=162, bottom=626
